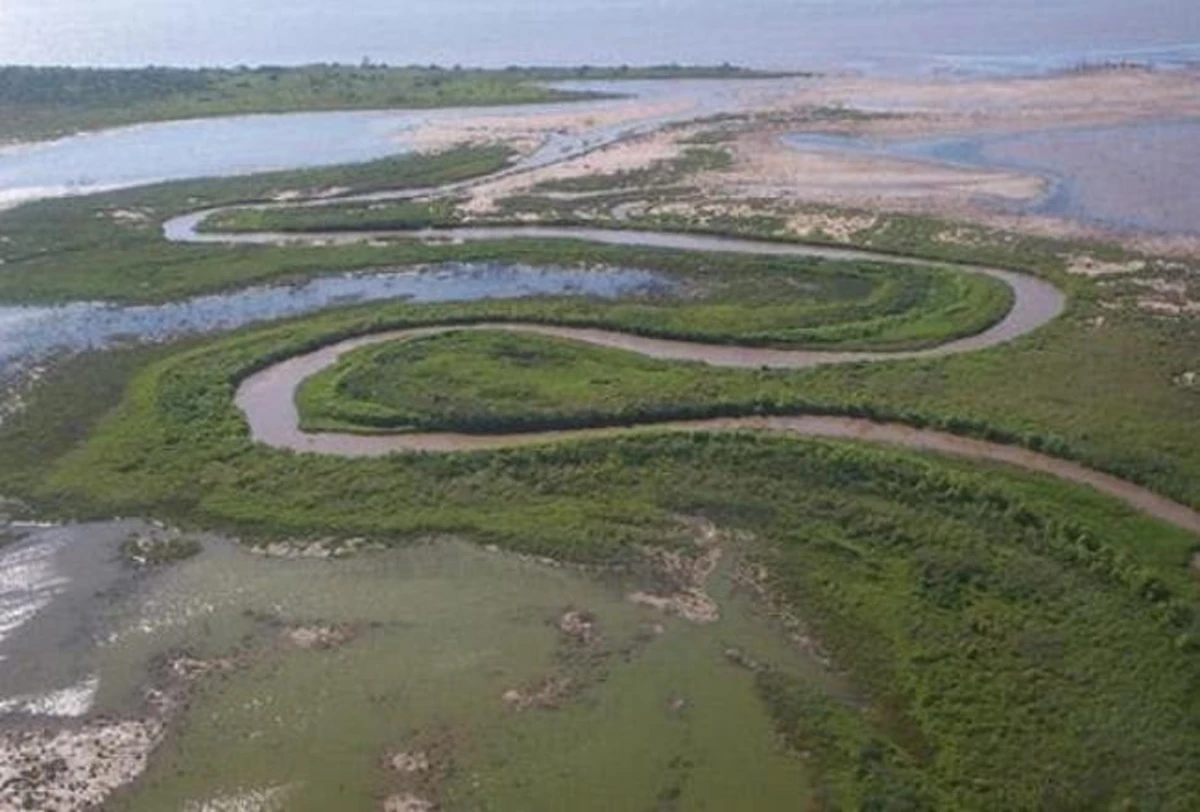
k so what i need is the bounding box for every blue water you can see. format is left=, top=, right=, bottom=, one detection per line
left=0, top=110, right=421, bottom=209
left=0, top=78, right=761, bottom=209
left=0, top=263, right=671, bottom=368
left=1, top=0, right=1196, bottom=75
left=784, top=119, right=1200, bottom=235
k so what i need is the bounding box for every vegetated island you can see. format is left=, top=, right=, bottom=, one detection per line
left=0, top=63, right=801, bottom=143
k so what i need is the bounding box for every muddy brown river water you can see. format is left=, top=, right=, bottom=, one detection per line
left=178, top=205, right=1192, bottom=536
left=237, top=324, right=1200, bottom=539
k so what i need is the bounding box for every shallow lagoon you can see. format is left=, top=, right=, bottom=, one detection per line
left=2, top=521, right=833, bottom=811
left=785, top=118, right=1200, bottom=235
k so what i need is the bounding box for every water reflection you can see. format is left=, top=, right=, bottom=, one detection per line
left=0, top=263, right=670, bottom=368
left=784, top=118, right=1200, bottom=235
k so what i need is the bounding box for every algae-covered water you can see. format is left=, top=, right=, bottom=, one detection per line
left=5, top=520, right=835, bottom=810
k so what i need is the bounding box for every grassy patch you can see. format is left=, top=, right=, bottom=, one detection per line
left=0, top=145, right=517, bottom=303
left=286, top=309, right=1200, bottom=513
left=298, top=329, right=738, bottom=433
left=0, top=64, right=792, bottom=143
left=15, top=324, right=1200, bottom=806
left=203, top=198, right=464, bottom=235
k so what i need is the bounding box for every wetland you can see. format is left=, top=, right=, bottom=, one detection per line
left=0, top=59, right=1198, bottom=812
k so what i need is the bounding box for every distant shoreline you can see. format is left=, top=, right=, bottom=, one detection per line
left=0, top=64, right=802, bottom=145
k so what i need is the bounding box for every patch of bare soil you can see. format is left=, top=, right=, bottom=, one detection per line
left=0, top=649, right=243, bottom=811
left=772, top=67, right=1200, bottom=137
left=557, top=608, right=599, bottom=645
left=251, top=536, right=386, bottom=559
left=501, top=675, right=577, bottom=712
left=387, top=750, right=432, bottom=775
left=383, top=793, right=438, bottom=812
left=460, top=126, right=690, bottom=214
left=710, top=131, right=1045, bottom=212
left=1137, top=298, right=1200, bottom=316
left=284, top=623, right=358, bottom=650
left=1067, top=255, right=1147, bottom=277
left=169, top=655, right=235, bottom=682
left=0, top=719, right=164, bottom=811
left=182, top=784, right=293, bottom=812
left=627, top=517, right=726, bottom=624
left=404, top=98, right=690, bottom=157
left=380, top=725, right=459, bottom=809
left=471, top=68, right=1200, bottom=258
left=99, top=207, right=154, bottom=228
left=787, top=211, right=879, bottom=243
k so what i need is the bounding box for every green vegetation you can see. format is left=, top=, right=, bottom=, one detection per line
left=288, top=312, right=1200, bottom=511
left=629, top=199, right=1139, bottom=281
left=0, top=119, right=1197, bottom=807
left=0, top=63, right=790, bottom=143
left=0, top=147, right=1192, bottom=506
left=297, top=330, right=726, bottom=433
left=203, top=198, right=463, bottom=235
left=0, top=145, right=520, bottom=302
left=6, top=314, right=1198, bottom=805
left=0, top=176, right=1013, bottom=359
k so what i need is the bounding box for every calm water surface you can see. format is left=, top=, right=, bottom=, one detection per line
left=0, top=263, right=670, bottom=369
left=785, top=119, right=1200, bottom=235
left=0, top=110, right=418, bottom=208
left=1, top=0, right=1197, bottom=74
left=0, top=78, right=767, bottom=207
left=0, top=520, right=832, bottom=810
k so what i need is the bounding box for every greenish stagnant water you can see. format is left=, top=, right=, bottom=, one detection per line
left=87, top=535, right=829, bottom=810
